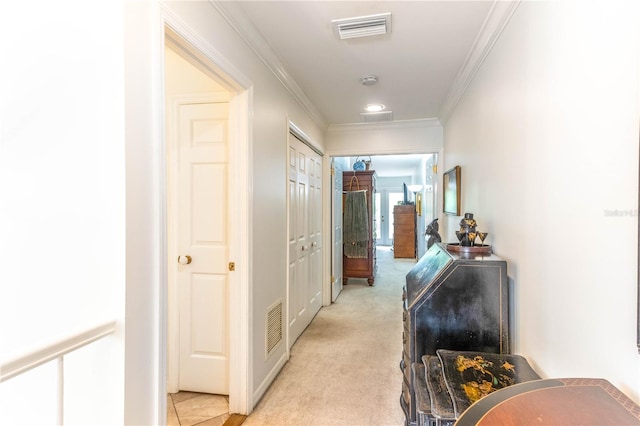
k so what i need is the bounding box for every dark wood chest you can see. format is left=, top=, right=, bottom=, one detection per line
left=400, top=243, right=510, bottom=425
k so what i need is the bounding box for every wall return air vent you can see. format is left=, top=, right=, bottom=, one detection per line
left=361, top=111, right=393, bottom=123
left=265, top=299, right=283, bottom=358
left=332, top=13, right=391, bottom=40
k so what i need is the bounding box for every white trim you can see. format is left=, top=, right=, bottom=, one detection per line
left=0, top=321, right=117, bottom=383
left=211, top=1, right=328, bottom=130
left=285, top=125, right=293, bottom=357
left=228, top=87, right=253, bottom=414
left=323, top=158, right=335, bottom=307
left=251, top=352, right=287, bottom=405
left=327, top=147, right=441, bottom=158
left=162, top=5, right=252, bottom=90
left=166, top=90, right=180, bottom=394
left=438, top=0, right=521, bottom=124
left=327, top=118, right=442, bottom=134
left=160, top=6, right=253, bottom=415
left=57, top=357, right=64, bottom=425
left=321, top=148, right=444, bottom=308
left=151, top=5, right=167, bottom=425
left=289, top=121, right=324, bottom=156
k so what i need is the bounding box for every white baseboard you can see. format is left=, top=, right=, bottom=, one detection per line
left=251, top=352, right=288, bottom=409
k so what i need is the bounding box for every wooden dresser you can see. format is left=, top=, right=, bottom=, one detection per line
left=401, top=243, right=510, bottom=425
left=393, top=204, right=416, bottom=258
left=343, top=170, right=377, bottom=285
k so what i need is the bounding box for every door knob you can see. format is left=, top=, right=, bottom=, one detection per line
left=178, top=255, right=192, bottom=265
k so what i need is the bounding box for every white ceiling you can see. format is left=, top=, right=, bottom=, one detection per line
left=219, top=1, right=496, bottom=126
left=215, top=1, right=510, bottom=176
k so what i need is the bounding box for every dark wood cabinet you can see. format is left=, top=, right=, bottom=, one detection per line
left=343, top=170, right=377, bottom=285
left=400, top=243, right=510, bottom=425
left=393, top=205, right=416, bottom=258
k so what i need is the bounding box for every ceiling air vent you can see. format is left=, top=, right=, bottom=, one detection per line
left=332, top=13, right=391, bottom=40
left=361, top=111, right=393, bottom=123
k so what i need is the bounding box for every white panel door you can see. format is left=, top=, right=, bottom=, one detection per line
left=288, top=134, right=322, bottom=347
left=177, top=101, right=230, bottom=394
left=331, top=161, right=343, bottom=302
left=288, top=139, right=309, bottom=346
left=308, top=153, right=322, bottom=314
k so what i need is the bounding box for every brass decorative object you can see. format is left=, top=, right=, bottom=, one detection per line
left=459, top=213, right=477, bottom=246
left=447, top=212, right=491, bottom=255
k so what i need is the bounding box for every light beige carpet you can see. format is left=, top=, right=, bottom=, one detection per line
left=243, top=246, right=417, bottom=426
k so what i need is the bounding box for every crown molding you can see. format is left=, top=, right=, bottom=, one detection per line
left=162, top=5, right=252, bottom=91
left=211, top=1, right=328, bottom=130
left=327, top=118, right=442, bottom=134
left=438, top=0, right=521, bottom=124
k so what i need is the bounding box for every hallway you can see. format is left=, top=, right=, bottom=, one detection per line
left=167, top=246, right=417, bottom=425
left=243, top=245, right=416, bottom=425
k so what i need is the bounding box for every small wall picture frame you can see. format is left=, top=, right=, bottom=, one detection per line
left=443, top=166, right=461, bottom=216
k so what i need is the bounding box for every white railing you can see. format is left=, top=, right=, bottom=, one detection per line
left=0, top=320, right=117, bottom=425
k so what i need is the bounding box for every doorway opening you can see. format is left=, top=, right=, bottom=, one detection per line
left=287, top=127, right=324, bottom=350
left=161, top=23, right=252, bottom=419
left=330, top=153, right=438, bottom=302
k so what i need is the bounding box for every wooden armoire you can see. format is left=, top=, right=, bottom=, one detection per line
left=343, top=170, right=377, bottom=285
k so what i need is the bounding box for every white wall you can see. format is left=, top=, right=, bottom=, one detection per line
left=165, top=45, right=227, bottom=95
left=1, top=1, right=125, bottom=424
left=443, top=1, right=640, bottom=402
left=326, top=119, right=443, bottom=155
left=123, top=1, right=165, bottom=423
left=122, top=1, right=326, bottom=422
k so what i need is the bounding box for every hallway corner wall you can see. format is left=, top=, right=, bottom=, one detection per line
left=159, top=0, right=326, bottom=414
left=442, top=1, right=640, bottom=404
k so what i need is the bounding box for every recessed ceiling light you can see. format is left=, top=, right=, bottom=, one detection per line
left=365, top=104, right=385, bottom=112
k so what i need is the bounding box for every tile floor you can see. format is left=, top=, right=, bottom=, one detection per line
left=167, top=391, right=230, bottom=426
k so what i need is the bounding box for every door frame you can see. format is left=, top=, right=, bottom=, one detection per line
left=286, top=121, right=324, bottom=353
left=160, top=10, right=253, bottom=417
left=331, top=159, right=343, bottom=302
left=322, top=148, right=442, bottom=306
left=377, top=188, right=404, bottom=247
